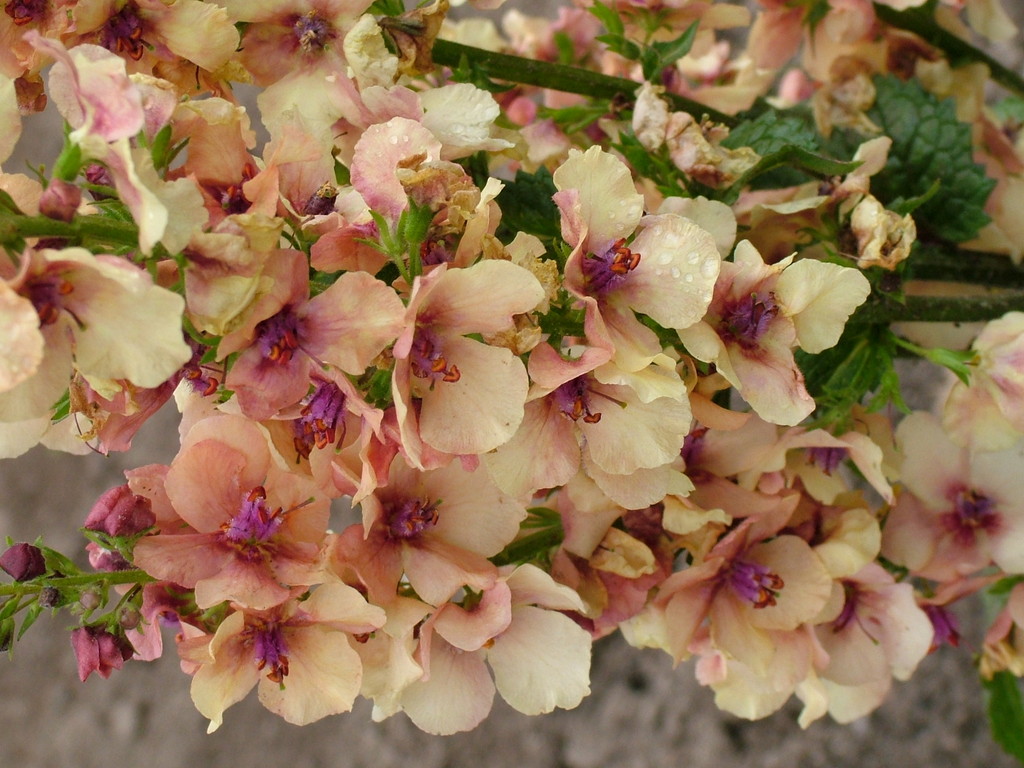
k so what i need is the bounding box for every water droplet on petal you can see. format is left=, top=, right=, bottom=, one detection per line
left=657, top=253, right=672, bottom=265
left=389, top=135, right=398, bottom=145
left=684, top=273, right=695, bottom=282
left=700, top=259, right=718, bottom=279
left=670, top=266, right=681, bottom=279
left=687, top=251, right=700, bottom=264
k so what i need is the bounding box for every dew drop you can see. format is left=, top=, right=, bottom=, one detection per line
left=389, top=135, right=398, bottom=145
left=657, top=252, right=673, bottom=265
left=654, top=268, right=664, bottom=277
left=700, top=259, right=718, bottom=279
left=687, top=251, right=700, bottom=264
left=684, top=273, right=694, bottom=282
left=670, top=266, right=681, bottom=279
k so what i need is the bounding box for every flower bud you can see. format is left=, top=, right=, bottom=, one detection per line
left=86, top=542, right=131, bottom=572
left=38, top=586, right=63, bottom=609
left=38, top=179, right=82, bottom=222
left=84, top=485, right=156, bottom=537
left=118, top=606, right=141, bottom=631
left=70, top=626, right=133, bottom=681
left=0, top=543, right=46, bottom=581
left=79, top=589, right=102, bottom=611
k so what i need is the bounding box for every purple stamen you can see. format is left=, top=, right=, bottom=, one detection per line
left=5, top=0, right=47, bottom=25
left=409, top=329, right=460, bottom=386
left=223, top=487, right=283, bottom=549
left=386, top=497, right=439, bottom=540
left=720, top=291, right=778, bottom=349
left=807, top=446, right=848, bottom=474
left=292, top=380, right=347, bottom=459
left=25, top=273, right=73, bottom=326
left=99, top=4, right=146, bottom=60
left=256, top=310, right=302, bottom=366
left=729, top=559, right=784, bottom=608
left=250, top=621, right=289, bottom=683
left=552, top=377, right=602, bottom=424
left=943, top=487, right=999, bottom=545
left=581, top=238, right=640, bottom=295
left=292, top=11, right=333, bottom=52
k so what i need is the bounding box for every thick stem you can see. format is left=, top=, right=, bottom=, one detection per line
left=910, top=244, right=1024, bottom=288
left=0, top=569, right=152, bottom=597
left=853, top=290, right=1024, bottom=324
left=873, top=3, right=1024, bottom=98
left=0, top=212, right=141, bottom=251
left=431, top=39, right=737, bottom=126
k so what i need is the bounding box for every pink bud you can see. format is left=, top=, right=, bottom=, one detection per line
left=85, top=485, right=156, bottom=537
left=86, top=542, right=130, bottom=572
left=38, top=179, right=82, bottom=222
left=70, top=626, right=133, bottom=681
left=0, top=543, right=46, bottom=581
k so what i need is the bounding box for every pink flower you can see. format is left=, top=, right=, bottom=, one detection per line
left=330, top=453, right=526, bottom=606
left=882, top=411, right=1024, bottom=580
left=220, top=248, right=405, bottom=420
left=180, top=583, right=385, bottom=731
left=132, top=414, right=330, bottom=610
left=392, top=260, right=544, bottom=463
left=0, top=247, right=190, bottom=424
left=392, top=565, right=591, bottom=734
left=553, top=146, right=721, bottom=371
left=677, top=240, right=869, bottom=425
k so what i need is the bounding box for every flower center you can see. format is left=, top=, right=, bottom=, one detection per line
left=256, top=309, right=302, bottom=365
left=720, top=291, right=778, bottom=349
left=409, top=329, right=460, bottom=385
left=292, top=380, right=347, bottom=459
left=943, top=487, right=999, bottom=545
left=25, top=273, right=74, bottom=326
left=552, top=377, right=602, bottom=423
left=4, top=0, right=47, bottom=25
left=728, top=559, right=784, bottom=608
left=248, top=620, right=289, bottom=684
left=807, top=446, right=848, bottom=474
left=386, top=497, right=440, bottom=540
left=582, top=238, right=640, bottom=295
left=222, top=486, right=284, bottom=551
left=291, top=11, right=333, bottom=53
left=99, top=4, right=146, bottom=61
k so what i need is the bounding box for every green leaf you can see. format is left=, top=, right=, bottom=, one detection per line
left=37, top=545, right=78, bottom=577
left=16, top=603, right=42, bottom=641
left=540, top=102, right=610, bottom=135
left=865, top=75, right=995, bottom=243
left=641, top=22, right=698, bottom=82
left=984, top=671, right=1024, bottom=763
left=588, top=0, right=624, bottom=37
left=722, top=109, right=820, bottom=155
left=722, top=147, right=860, bottom=204
left=495, top=167, right=562, bottom=241
left=992, top=96, right=1024, bottom=125
left=797, top=325, right=905, bottom=429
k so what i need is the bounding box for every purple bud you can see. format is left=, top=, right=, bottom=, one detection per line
left=79, top=589, right=102, bottom=611
left=38, top=586, right=62, bottom=609
left=0, top=543, right=46, bottom=581
left=70, top=626, right=133, bottom=682
left=38, top=179, right=82, bottom=222
left=85, top=485, right=156, bottom=537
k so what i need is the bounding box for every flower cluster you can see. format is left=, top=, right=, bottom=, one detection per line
left=2, top=0, right=1024, bottom=753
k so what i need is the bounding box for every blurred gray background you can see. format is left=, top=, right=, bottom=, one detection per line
left=2, top=1, right=1023, bottom=766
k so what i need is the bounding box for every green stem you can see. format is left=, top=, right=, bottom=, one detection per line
left=853, top=290, right=1024, bottom=323
left=0, top=569, right=153, bottom=598
left=873, top=3, right=1024, bottom=98
left=909, top=243, right=1024, bottom=288
left=0, top=212, right=141, bottom=250
left=432, top=39, right=738, bottom=126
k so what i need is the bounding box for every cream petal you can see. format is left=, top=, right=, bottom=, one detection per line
left=489, top=605, right=592, bottom=715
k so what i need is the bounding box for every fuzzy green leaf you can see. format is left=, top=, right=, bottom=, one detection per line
left=495, top=167, right=562, bottom=241
left=866, top=75, right=995, bottom=243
